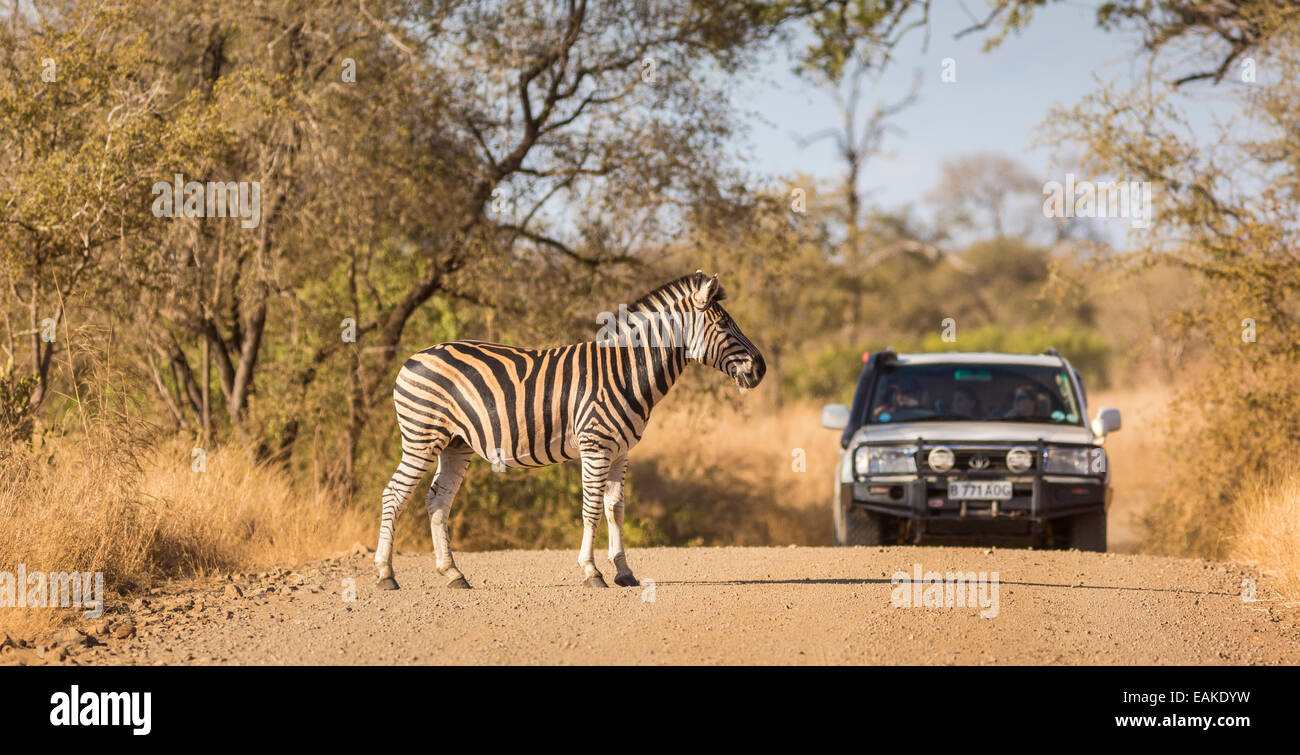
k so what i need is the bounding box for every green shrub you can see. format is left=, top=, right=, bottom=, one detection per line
left=0, top=369, right=38, bottom=445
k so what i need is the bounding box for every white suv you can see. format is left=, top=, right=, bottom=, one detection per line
left=821, top=349, right=1121, bottom=550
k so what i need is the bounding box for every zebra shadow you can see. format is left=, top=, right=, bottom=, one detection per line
left=652, top=578, right=893, bottom=586
left=647, top=578, right=1234, bottom=596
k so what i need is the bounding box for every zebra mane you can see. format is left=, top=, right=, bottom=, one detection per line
left=629, top=272, right=727, bottom=312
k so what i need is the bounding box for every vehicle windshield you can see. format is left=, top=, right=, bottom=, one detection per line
left=868, top=362, right=1084, bottom=426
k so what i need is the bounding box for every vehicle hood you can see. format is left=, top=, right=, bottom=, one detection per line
left=848, top=421, right=1096, bottom=446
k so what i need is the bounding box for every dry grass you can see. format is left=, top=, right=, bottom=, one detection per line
left=630, top=395, right=841, bottom=546
left=0, top=431, right=368, bottom=638
left=1228, top=470, right=1300, bottom=608
left=1088, top=384, right=1176, bottom=552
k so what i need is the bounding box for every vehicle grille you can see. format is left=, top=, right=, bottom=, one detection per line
left=926, top=446, right=1036, bottom=473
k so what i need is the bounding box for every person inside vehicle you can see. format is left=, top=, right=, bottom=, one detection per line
left=1002, top=386, right=1040, bottom=419
left=950, top=387, right=980, bottom=418
left=873, top=378, right=926, bottom=420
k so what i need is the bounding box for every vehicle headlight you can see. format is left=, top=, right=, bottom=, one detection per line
left=1006, top=447, right=1034, bottom=473
left=1042, top=446, right=1106, bottom=475
left=855, top=445, right=918, bottom=476
left=927, top=446, right=955, bottom=472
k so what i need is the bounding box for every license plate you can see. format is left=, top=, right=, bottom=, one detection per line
left=948, top=480, right=1013, bottom=500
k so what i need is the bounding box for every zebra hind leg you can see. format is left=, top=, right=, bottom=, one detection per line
left=426, top=440, right=474, bottom=589
left=375, top=442, right=441, bottom=590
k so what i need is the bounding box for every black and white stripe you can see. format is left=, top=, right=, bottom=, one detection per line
left=374, top=271, right=766, bottom=589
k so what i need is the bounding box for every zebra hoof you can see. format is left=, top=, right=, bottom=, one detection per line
left=584, top=575, right=608, bottom=588
left=447, top=576, right=472, bottom=590
left=614, top=573, right=640, bottom=587
left=378, top=576, right=400, bottom=591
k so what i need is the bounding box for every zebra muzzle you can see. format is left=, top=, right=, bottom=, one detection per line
left=732, top=354, right=765, bottom=391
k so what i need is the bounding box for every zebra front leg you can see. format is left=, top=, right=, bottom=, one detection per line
left=375, top=446, right=438, bottom=590
left=427, top=442, right=473, bottom=589
left=578, top=444, right=613, bottom=587
left=603, top=455, right=638, bottom=587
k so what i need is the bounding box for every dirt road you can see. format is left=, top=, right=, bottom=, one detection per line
left=17, top=546, right=1300, bottom=665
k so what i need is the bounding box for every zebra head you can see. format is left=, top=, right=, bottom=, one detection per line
left=686, top=271, right=766, bottom=391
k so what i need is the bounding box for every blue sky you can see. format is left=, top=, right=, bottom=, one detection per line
left=732, top=1, right=1244, bottom=243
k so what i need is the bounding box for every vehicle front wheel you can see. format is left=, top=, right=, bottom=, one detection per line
left=1069, top=510, right=1107, bottom=552
left=845, top=505, right=884, bottom=546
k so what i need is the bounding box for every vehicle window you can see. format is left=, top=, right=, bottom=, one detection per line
left=868, top=363, right=1084, bottom=425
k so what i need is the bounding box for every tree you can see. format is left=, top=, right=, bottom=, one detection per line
left=3, top=0, right=899, bottom=473
left=1037, top=2, right=1300, bottom=555
left=0, top=8, right=170, bottom=423
left=926, top=151, right=1040, bottom=239
left=798, top=60, right=920, bottom=263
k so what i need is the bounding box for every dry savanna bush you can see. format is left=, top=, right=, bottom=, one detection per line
left=1140, top=359, right=1300, bottom=558
left=0, top=426, right=367, bottom=637
left=1229, top=469, right=1300, bottom=610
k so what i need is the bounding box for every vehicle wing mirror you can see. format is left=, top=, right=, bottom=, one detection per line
left=1092, top=407, right=1121, bottom=436
left=822, top=404, right=850, bottom=431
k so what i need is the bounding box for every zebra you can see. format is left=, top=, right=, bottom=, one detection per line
left=374, top=270, right=766, bottom=589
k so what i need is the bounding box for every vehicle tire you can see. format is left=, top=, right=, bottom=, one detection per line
left=845, top=505, right=884, bottom=546
left=1069, top=510, right=1107, bottom=552
left=833, top=500, right=846, bottom=546
left=833, top=486, right=848, bottom=546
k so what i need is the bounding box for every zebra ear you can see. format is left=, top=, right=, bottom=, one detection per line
left=692, top=273, right=720, bottom=309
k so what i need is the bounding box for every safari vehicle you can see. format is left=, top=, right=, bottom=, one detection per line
left=821, top=349, right=1121, bottom=550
